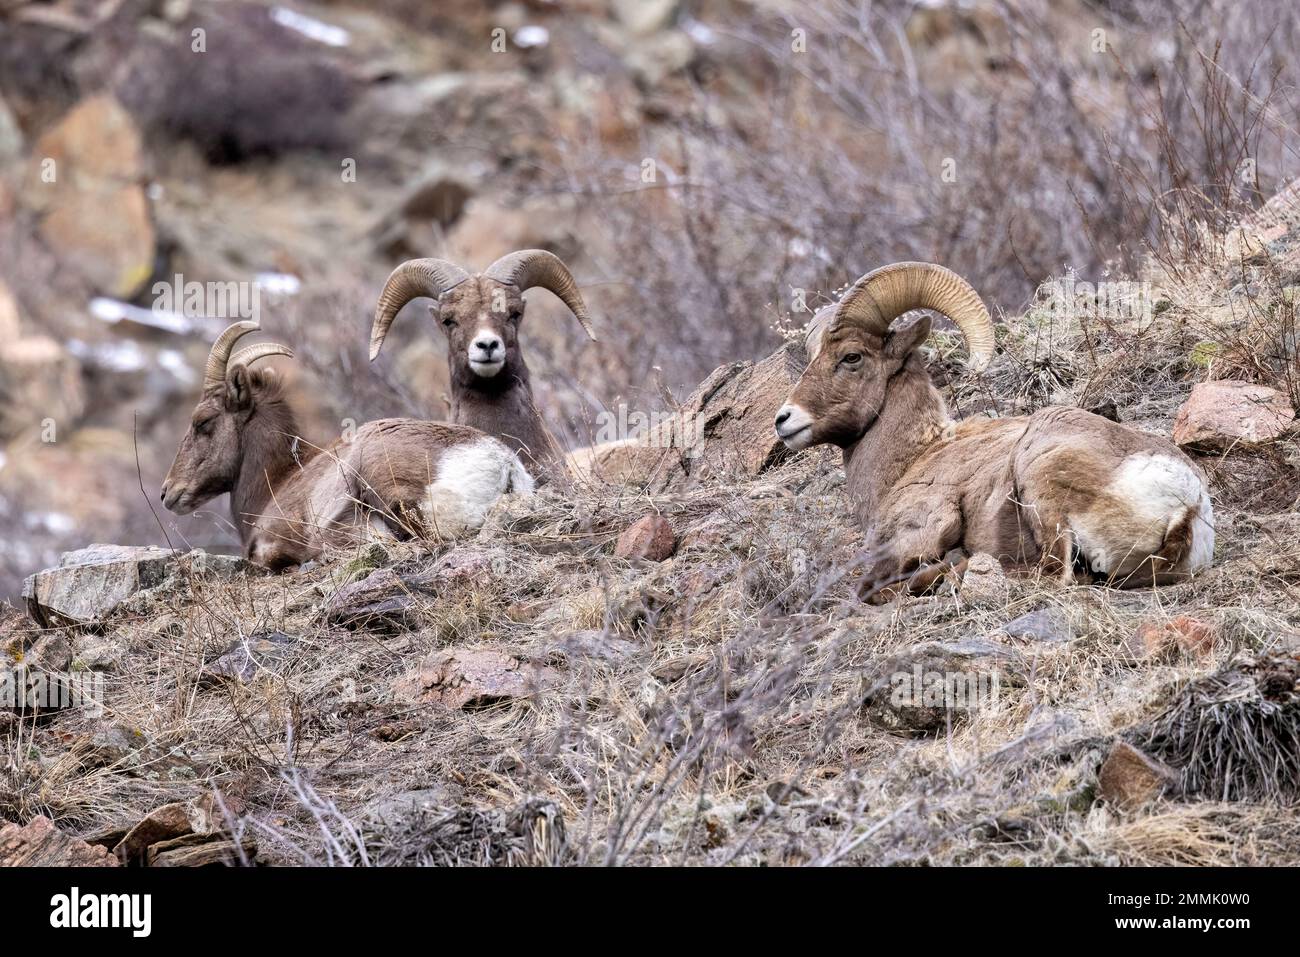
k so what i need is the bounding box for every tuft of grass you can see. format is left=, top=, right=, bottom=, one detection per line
left=1136, top=650, right=1300, bottom=805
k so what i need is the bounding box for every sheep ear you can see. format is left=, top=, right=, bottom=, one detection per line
left=225, top=365, right=256, bottom=411
left=884, top=314, right=931, bottom=359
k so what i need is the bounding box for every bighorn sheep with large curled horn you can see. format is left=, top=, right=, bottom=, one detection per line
left=161, top=321, right=533, bottom=570
left=773, top=262, right=1214, bottom=601
left=368, top=250, right=596, bottom=486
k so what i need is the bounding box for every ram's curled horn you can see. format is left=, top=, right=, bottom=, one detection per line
left=203, top=320, right=261, bottom=390
left=370, top=259, right=472, bottom=360
left=229, top=342, right=294, bottom=373
left=483, top=249, right=597, bottom=341
left=832, top=262, right=995, bottom=371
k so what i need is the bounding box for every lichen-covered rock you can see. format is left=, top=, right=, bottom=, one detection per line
left=22, top=544, right=175, bottom=627
left=25, top=633, right=72, bottom=673
left=859, top=639, right=1025, bottom=735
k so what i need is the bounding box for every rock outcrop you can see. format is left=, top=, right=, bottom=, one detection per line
left=25, top=95, right=155, bottom=298
left=0, top=816, right=119, bottom=867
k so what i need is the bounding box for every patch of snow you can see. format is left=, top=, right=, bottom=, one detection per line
left=158, top=348, right=196, bottom=385
left=682, top=18, right=716, bottom=46
left=271, top=7, right=350, bottom=47
left=254, top=272, right=302, bottom=297
left=25, top=511, right=75, bottom=535
left=514, top=25, right=550, bottom=48
left=91, top=298, right=194, bottom=335
left=66, top=338, right=148, bottom=373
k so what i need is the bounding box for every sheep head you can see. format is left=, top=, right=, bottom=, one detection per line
left=161, top=321, right=293, bottom=514
left=774, top=262, right=994, bottom=450
left=368, top=250, right=596, bottom=385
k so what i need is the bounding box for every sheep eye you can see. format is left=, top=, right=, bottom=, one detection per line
left=442, top=317, right=457, bottom=328
left=194, top=419, right=214, bottom=436
left=841, top=352, right=863, bottom=365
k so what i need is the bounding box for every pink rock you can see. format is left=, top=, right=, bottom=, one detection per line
left=0, top=816, right=119, bottom=866
left=1173, top=380, right=1294, bottom=451
left=392, top=649, right=560, bottom=710
left=1126, top=615, right=1217, bottom=662
left=614, top=515, right=677, bottom=561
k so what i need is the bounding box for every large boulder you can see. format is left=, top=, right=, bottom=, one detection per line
left=1172, top=380, right=1294, bottom=451
left=26, top=95, right=155, bottom=298
left=22, top=545, right=257, bottom=627
left=23, top=544, right=174, bottom=627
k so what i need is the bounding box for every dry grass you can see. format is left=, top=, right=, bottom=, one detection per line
left=4, top=0, right=1300, bottom=862
left=3, top=422, right=1299, bottom=866
left=5, top=217, right=1300, bottom=865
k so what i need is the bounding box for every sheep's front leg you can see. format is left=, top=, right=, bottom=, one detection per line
left=862, top=549, right=969, bottom=604
left=859, top=502, right=964, bottom=604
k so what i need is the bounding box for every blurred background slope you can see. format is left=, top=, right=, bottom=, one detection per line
left=0, top=0, right=1296, bottom=597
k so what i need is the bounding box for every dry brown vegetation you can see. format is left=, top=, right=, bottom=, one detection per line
left=2, top=0, right=1300, bottom=866
left=5, top=212, right=1300, bottom=865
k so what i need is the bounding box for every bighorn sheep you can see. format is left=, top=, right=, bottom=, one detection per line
left=161, top=321, right=533, bottom=570
left=773, top=262, right=1214, bottom=601
left=368, top=249, right=596, bottom=485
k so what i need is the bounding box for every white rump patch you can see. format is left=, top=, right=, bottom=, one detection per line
left=1073, top=452, right=1212, bottom=574
left=1113, top=451, right=1207, bottom=522
left=421, top=438, right=534, bottom=536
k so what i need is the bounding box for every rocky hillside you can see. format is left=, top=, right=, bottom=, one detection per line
left=3, top=183, right=1300, bottom=864
left=3, top=0, right=1297, bottom=599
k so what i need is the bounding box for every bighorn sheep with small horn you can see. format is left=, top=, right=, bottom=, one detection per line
left=773, top=262, right=1214, bottom=601
left=368, top=249, right=596, bottom=485
left=161, top=321, right=533, bottom=570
